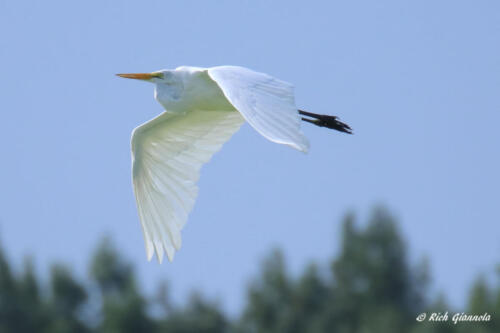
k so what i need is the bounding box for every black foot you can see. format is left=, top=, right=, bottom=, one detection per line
left=299, top=110, right=353, bottom=134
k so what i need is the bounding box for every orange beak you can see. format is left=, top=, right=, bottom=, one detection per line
left=116, top=72, right=160, bottom=80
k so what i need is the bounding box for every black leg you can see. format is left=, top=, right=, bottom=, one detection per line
left=299, top=110, right=353, bottom=134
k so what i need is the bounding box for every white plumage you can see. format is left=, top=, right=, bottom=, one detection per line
left=119, top=66, right=310, bottom=262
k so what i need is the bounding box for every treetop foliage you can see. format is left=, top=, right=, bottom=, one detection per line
left=0, top=207, right=498, bottom=332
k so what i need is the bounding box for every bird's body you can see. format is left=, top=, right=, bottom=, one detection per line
left=117, top=65, right=351, bottom=263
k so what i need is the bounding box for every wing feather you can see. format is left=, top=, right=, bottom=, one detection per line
left=207, top=66, right=309, bottom=152
left=131, top=109, right=244, bottom=262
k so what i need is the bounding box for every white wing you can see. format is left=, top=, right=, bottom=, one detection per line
left=131, top=109, right=244, bottom=263
left=207, top=66, right=309, bottom=152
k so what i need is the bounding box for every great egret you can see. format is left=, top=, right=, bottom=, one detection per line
left=117, top=66, right=351, bottom=263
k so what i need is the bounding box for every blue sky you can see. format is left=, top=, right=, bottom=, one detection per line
left=0, top=0, right=499, bottom=314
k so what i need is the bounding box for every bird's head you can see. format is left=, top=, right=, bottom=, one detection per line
left=117, top=69, right=185, bottom=108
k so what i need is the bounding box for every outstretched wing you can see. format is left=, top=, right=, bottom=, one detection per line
left=207, top=66, right=309, bottom=152
left=131, top=109, right=244, bottom=263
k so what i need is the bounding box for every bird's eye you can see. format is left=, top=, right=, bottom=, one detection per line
left=152, top=72, right=164, bottom=79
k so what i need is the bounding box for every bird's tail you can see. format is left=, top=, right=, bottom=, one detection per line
left=299, top=110, right=353, bottom=134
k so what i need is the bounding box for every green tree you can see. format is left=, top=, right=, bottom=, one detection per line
left=158, top=292, right=228, bottom=333
left=47, top=265, right=88, bottom=333
left=0, top=249, right=51, bottom=332
left=89, top=237, right=154, bottom=333
left=411, top=294, right=457, bottom=333
left=238, top=207, right=433, bottom=333
left=456, top=276, right=497, bottom=333
left=238, top=249, right=293, bottom=333
left=323, top=208, right=427, bottom=332
left=0, top=207, right=498, bottom=333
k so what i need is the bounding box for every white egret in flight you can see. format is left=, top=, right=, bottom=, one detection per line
left=117, top=66, right=351, bottom=263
